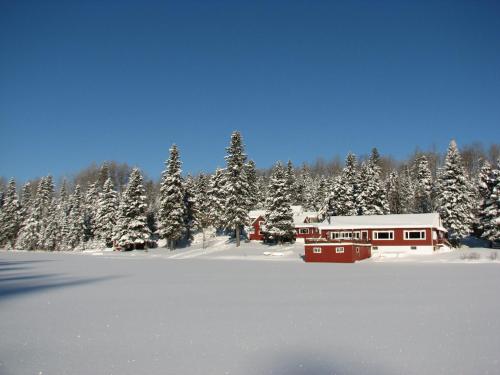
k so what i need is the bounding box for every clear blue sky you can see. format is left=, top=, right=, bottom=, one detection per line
left=1, top=0, right=499, bottom=182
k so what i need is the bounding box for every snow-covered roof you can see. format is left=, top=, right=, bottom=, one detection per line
left=249, top=210, right=265, bottom=220
left=319, top=213, right=447, bottom=232
left=249, top=206, right=319, bottom=226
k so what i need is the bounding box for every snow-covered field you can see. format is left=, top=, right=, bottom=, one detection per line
left=1, top=242, right=499, bottom=375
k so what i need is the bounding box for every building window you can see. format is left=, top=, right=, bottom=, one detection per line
left=356, top=247, right=360, bottom=253
left=313, top=247, right=322, bottom=254
left=353, top=232, right=360, bottom=239
left=404, top=230, right=426, bottom=240
left=299, top=228, right=310, bottom=234
left=335, top=247, right=344, bottom=253
left=373, top=231, right=394, bottom=240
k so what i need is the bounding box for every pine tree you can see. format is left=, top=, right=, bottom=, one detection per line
left=413, top=155, right=433, bottom=213
left=340, top=153, right=359, bottom=215
left=84, top=182, right=99, bottom=242
left=158, top=145, right=186, bottom=250
left=245, top=160, right=258, bottom=210
left=357, top=150, right=389, bottom=215
left=399, top=165, right=415, bottom=213
left=255, top=175, right=268, bottom=209
left=42, top=199, right=60, bottom=251
left=386, top=170, right=402, bottom=214
left=16, top=179, right=45, bottom=250
left=208, top=168, right=227, bottom=231
left=67, top=185, right=85, bottom=249
left=57, top=182, right=71, bottom=250
left=264, top=162, right=295, bottom=243
left=285, top=160, right=296, bottom=204
left=0, top=178, right=22, bottom=248
left=477, top=160, right=495, bottom=235
left=194, top=173, right=213, bottom=247
left=114, top=168, right=151, bottom=250
left=183, top=175, right=198, bottom=242
left=480, top=160, right=500, bottom=241
left=97, top=162, right=110, bottom=189
left=223, top=131, right=250, bottom=247
left=435, top=140, right=474, bottom=244
left=95, top=178, right=118, bottom=247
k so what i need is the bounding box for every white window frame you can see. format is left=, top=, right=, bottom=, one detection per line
left=299, top=228, right=310, bottom=234
left=313, top=247, right=322, bottom=254
left=404, top=230, right=426, bottom=240
left=373, top=231, right=394, bottom=240
left=335, top=247, right=344, bottom=254
left=353, top=231, right=360, bottom=240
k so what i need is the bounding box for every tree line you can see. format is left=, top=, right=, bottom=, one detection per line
left=0, top=133, right=499, bottom=250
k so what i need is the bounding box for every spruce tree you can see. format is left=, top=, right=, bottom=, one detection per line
left=435, top=140, right=474, bottom=245
left=245, top=160, right=258, bottom=210
left=195, top=173, right=213, bottom=247
left=16, top=179, right=45, bottom=250
left=357, top=150, right=389, bottom=215
left=208, top=168, right=227, bottom=231
left=264, top=162, right=295, bottom=243
left=114, top=168, right=150, bottom=250
left=285, top=160, right=296, bottom=203
left=399, top=165, right=415, bottom=213
left=223, top=131, right=250, bottom=247
left=386, top=170, right=402, bottom=214
left=84, top=182, right=99, bottom=242
left=158, top=145, right=186, bottom=250
left=95, top=178, right=118, bottom=247
left=42, top=199, right=60, bottom=251
left=183, top=175, right=199, bottom=242
left=67, top=185, right=85, bottom=249
left=480, top=160, right=500, bottom=241
left=0, top=178, right=22, bottom=248
left=413, top=155, right=433, bottom=213
left=340, top=153, right=358, bottom=216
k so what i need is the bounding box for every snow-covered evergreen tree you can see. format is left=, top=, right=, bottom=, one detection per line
left=67, top=185, right=85, bottom=249
left=386, top=170, right=402, bottom=214
left=114, top=168, right=150, bottom=250
left=399, top=165, right=415, bottom=213
left=245, top=160, right=258, bottom=210
left=255, top=175, right=268, bottom=209
left=340, top=153, right=359, bottom=215
left=357, top=149, right=389, bottom=215
left=223, top=131, right=250, bottom=246
left=480, top=160, right=500, bottom=241
left=57, top=181, right=71, bottom=250
left=95, top=178, right=118, bottom=247
left=183, top=175, right=199, bottom=242
left=16, top=179, right=45, bottom=250
left=158, top=145, right=186, bottom=249
left=208, top=168, right=226, bottom=231
left=0, top=178, right=22, bottom=248
left=84, top=182, right=99, bottom=242
left=19, top=182, right=33, bottom=222
left=285, top=160, right=296, bottom=203
left=264, top=162, right=295, bottom=243
left=413, top=155, right=433, bottom=213
left=42, top=199, right=60, bottom=251
left=435, top=140, right=474, bottom=244
left=194, top=173, right=212, bottom=246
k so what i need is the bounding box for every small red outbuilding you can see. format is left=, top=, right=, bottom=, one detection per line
left=304, top=240, right=371, bottom=263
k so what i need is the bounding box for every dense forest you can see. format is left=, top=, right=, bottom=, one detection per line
left=0, top=132, right=499, bottom=250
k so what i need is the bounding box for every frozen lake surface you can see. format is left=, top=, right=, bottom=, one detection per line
left=1, top=245, right=499, bottom=375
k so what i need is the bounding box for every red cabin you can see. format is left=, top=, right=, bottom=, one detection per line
left=304, top=240, right=371, bottom=263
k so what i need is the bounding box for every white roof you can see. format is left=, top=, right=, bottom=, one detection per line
left=249, top=210, right=266, bottom=220
left=249, top=206, right=319, bottom=226
left=319, top=213, right=446, bottom=232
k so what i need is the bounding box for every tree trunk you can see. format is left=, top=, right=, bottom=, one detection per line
left=236, top=225, right=240, bottom=247
left=202, top=228, right=206, bottom=249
